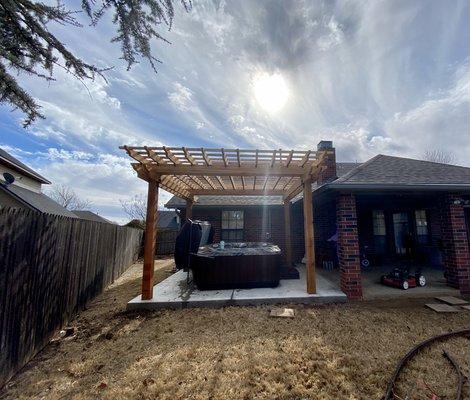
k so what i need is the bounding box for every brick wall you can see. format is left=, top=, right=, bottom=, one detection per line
left=316, top=142, right=337, bottom=185
left=290, top=195, right=338, bottom=267
left=313, top=194, right=337, bottom=268
left=337, top=193, right=362, bottom=299
left=439, top=194, right=470, bottom=295
left=291, top=202, right=305, bottom=263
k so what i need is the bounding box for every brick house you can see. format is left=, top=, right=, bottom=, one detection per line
left=166, top=142, right=470, bottom=299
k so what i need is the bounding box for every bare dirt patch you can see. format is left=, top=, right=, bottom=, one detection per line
left=1, top=258, right=469, bottom=400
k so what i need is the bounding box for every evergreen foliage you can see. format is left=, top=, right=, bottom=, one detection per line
left=0, top=0, right=191, bottom=126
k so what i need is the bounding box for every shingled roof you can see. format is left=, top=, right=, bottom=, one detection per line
left=165, top=156, right=470, bottom=207
left=0, top=184, right=77, bottom=217
left=72, top=210, right=115, bottom=224
left=332, top=155, right=470, bottom=186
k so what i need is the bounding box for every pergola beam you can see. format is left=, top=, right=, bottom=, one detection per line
left=147, top=164, right=308, bottom=177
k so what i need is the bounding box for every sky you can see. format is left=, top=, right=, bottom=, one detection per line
left=1, top=0, right=470, bottom=224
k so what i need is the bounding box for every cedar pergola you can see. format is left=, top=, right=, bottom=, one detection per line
left=121, top=145, right=333, bottom=300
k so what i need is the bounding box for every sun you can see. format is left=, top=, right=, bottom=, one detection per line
left=253, top=73, right=289, bottom=113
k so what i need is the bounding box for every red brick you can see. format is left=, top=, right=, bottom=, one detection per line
left=337, top=194, right=362, bottom=300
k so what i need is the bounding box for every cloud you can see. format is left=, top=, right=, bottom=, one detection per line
left=317, top=17, right=344, bottom=51
left=1, top=0, right=470, bottom=222
left=385, top=62, right=470, bottom=162
left=168, top=83, right=194, bottom=111
left=38, top=153, right=173, bottom=223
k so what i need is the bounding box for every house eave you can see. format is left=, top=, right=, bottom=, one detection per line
left=0, top=156, right=51, bottom=184
left=317, top=182, right=470, bottom=195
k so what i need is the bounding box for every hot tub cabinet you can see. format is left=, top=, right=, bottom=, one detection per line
left=189, top=242, right=281, bottom=290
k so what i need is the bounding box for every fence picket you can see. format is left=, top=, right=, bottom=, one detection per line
left=0, top=208, right=142, bottom=388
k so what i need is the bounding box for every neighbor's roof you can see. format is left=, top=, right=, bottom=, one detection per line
left=0, top=184, right=77, bottom=217
left=0, top=148, right=50, bottom=184
left=157, top=210, right=179, bottom=227
left=331, top=155, right=470, bottom=188
left=165, top=195, right=284, bottom=208
left=72, top=210, right=115, bottom=224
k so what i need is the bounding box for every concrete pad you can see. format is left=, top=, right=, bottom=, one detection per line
left=232, top=272, right=346, bottom=305
left=426, top=303, right=461, bottom=313
left=435, top=296, right=469, bottom=306
left=127, top=266, right=346, bottom=310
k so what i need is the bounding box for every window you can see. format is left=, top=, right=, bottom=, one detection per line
left=221, top=211, right=244, bottom=241
left=373, top=210, right=386, bottom=236
left=415, top=209, right=429, bottom=244
left=372, top=210, right=386, bottom=254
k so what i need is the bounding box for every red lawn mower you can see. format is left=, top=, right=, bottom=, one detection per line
left=381, top=267, right=426, bottom=290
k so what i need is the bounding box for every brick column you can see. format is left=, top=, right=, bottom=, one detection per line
left=440, top=194, right=470, bottom=296
left=337, top=193, right=362, bottom=299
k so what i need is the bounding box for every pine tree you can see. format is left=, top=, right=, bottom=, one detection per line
left=0, top=0, right=191, bottom=126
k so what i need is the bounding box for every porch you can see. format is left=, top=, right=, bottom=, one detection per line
left=320, top=264, right=460, bottom=300
left=314, top=190, right=470, bottom=299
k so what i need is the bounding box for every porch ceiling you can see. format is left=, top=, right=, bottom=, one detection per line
left=121, top=146, right=331, bottom=201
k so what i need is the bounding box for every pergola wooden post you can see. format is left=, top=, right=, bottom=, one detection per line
left=303, top=177, right=316, bottom=294
left=142, top=179, right=159, bottom=300
left=283, top=201, right=292, bottom=268
left=122, top=145, right=331, bottom=298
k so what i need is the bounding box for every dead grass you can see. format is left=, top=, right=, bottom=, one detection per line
left=0, top=258, right=469, bottom=400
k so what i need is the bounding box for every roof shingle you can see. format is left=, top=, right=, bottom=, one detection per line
left=335, top=155, right=470, bottom=185
left=1, top=185, right=77, bottom=217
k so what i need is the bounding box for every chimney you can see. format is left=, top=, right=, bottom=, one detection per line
left=316, top=140, right=336, bottom=185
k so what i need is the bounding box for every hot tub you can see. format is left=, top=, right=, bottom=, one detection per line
left=189, top=242, right=281, bottom=290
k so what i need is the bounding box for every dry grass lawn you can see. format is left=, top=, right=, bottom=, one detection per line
left=1, top=258, right=469, bottom=400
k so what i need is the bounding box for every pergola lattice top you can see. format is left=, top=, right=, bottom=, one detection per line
left=121, top=146, right=330, bottom=202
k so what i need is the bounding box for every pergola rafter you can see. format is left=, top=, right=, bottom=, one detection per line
left=122, top=145, right=334, bottom=300
left=123, top=146, right=328, bottom=200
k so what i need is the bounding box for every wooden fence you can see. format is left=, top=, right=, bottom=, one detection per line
left=0, top=208, right=143, bottom=388
left=156, top=228, right=178, bottom=255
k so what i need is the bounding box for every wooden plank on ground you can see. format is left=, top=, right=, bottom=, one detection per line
left=435, top=296, right=469, bottom=306
left=270, top=308, right=295, bottom=318
left=426, top=303, right=461, bottom=313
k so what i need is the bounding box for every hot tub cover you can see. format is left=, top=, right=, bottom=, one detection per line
left=197, top=242, right=281, bottom=257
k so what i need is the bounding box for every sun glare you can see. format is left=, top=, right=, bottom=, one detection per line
left=253, top=73, right=289, bottom=113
